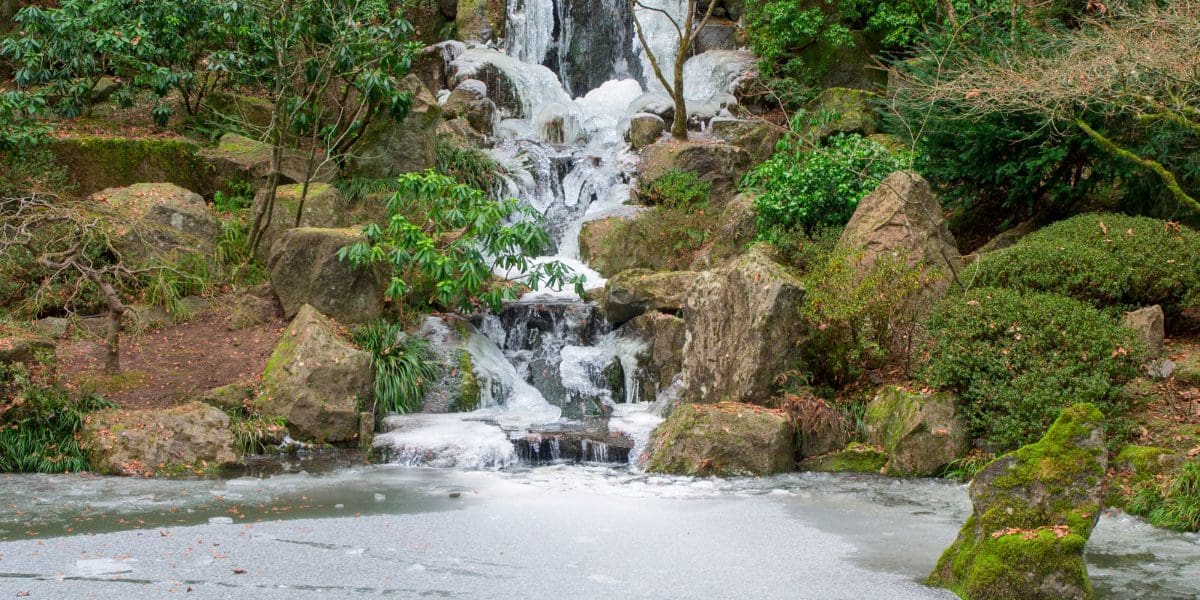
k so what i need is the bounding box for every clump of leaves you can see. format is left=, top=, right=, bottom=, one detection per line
left=0, top=363, right=114, bottom=473
left=352, top=319, right=441, bottom=416
left=1127, top=460, right=1200, bottom=532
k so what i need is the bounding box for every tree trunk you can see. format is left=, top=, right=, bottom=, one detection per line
left=98, top=281, right=125, bottom=375
left=671, top=39, right=689, bottom=140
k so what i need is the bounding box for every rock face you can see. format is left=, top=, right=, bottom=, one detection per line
left=617, top=311, right=687, bottom=403
left=0, top=336, right=54, bottom=366
left=602, top=269, right=695, bottom=324
left=864, top=386, right=968, bottom=476
left=928, top=404, right=1108, bottom=600
left=268, top=227, right=388, bottom=325
left=638, top=140, right=752, bottom=206
left=48, top=135, right=210, bottom=196
left=837, top=171, right=960, bottom=273
left=347, top=75, right=441, bottom=178
left=80, top=402, right=238, bottom=476
left=710, top=118, right=786, bottom=164
left=251, top=183, right=348, bottom=262
left=1122, top=305, right=1165, bottom=359
left=804, top=87, right=880, bottom=139
left=95, top=183, right=219, bottom=268
left=199, top=133, right=335, bottom=192
left=259, top=304, right=374, bottom=443
left=682, top=245, right=807, bottom=404
left=627, top=113, right=665, bottom=150
left=645, top=402, right=796, bottom=476
left=414, top=315, right=482, bottom=414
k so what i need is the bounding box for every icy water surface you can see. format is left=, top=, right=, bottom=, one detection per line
left=1, top=461, right=1197, bottom=599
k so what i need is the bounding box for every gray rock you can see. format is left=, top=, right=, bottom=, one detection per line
left=198, top=133, right=335, bottom=192
left=32, top=317, right=70, bottom=339
left=638, top=139, right=752, bottom=207
left=837, top=171, right=960, bottom=277
left=601, top=269, right=696, bottom=324
left=627, top=113, right=666, bottom=150
left=617, top=311, right=686, bottom=404
left=645, top=402, right=796, bottom=476
left=94, top=183, right=219, bottom=269
left=268, top=227, right=388, bottom=325
left=0, top=336, right=54, bottom=366
left=709, top=117, right=786, bottom=164
left=1122, top=305, right=1165, bottom=359
left=443, top=79, right=497, bottom=135
left=200, top=383, right=254, bottom=413
left=251, top=183, right=349, bottom=263
left=80, top=402, right=238, bottom=475
left=804, top=87, right=881, bottom=139
left=694, top=21, right=738, bottom=53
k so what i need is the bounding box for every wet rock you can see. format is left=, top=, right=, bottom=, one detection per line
left=80, top=402, right=238, bottom=476
left=0, top=336, right=54, bottom=366
left=837, top=171, right=960, bottom=277
left=800, top=442, right=887, bottom=473
left=199, top=133, right=335, bottom=192
left=628, top=92, right=676, bottom=125
left=268, top=227, right=388, bottom=324
left=94, top=183, right=219, bottom=269
left=1122, top=305, right=1165, bottom=359
left=251, top=183, right=349, bottom=262
left=864, top=386, right=968, bottom=476
left=928, top=404, right=1108, bottom=600
left=689, top=192, right=758, bottom=270
left=442, top=79, right=497, bottom=135
left=626, top=113, right=665, bottom=150
left=259, top=304, right=374, bottom=444
left=617, top=311, right=687, bottom=403
left=804, top=87, right=880, bottom=140
left=347, top=75, right=441, bottom=178
left=682, top=244, right=807, bottom=405
left=516, top=425, right=635, bottom=464
left=412, top=41, right=466, bottom=95
left=601, top=269, right=696, bottom=324
left=414, top=315, right=483, bottom=414
left=645, top=402, right=795, bottom=476
left=638, top=140, right=752, bottom=207
left=709, top=118, right=786, bottom=164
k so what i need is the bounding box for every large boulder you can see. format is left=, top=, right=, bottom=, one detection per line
left=682, top=245, right=807, bottom=404
left=638, top=140, right=752, bottom=207
left=347, top=75, right=441, bottom=178
left=709, top=118, right=786, bottom=164
left=268, top=227, right=388, bottom=324
left=837, top=171, right=960, bottom=275
left=601, top=269, right=696, bottom=324
left=251, top=183, right=349, bottom=262
left=80, top=402, right=238, bottom=476
left=644, top=402, right=796, bottom=476
left=928, top=404, right=1108, bottom=600
left=258, top=304, right=375, bottom=443
left=411, top=41, right=466, bottom=96
left=46, top=134, right=210, bottom=197
left=804, top=87, right=880, bottom=140
left=864, top=386, right=968, bottom=476
left=94, top=183, right=219, bottom=268
left=627, top=113, right=666, bottom=150
left=456, top=0, right=506, bottom=44
left=198, top=133, right=335, bottom=193
left=798, top=30, right=887, bottom=91
left=617, top=311, right=687, bottom=403
left=1121, top=305, right=1165, bottom=360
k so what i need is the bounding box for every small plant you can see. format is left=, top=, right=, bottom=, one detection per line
left=352, top=320, right=441, bottom=415
left=434, top=136, right=508, bottom=195
left=229, top=413, right=287, bottom=456
left=213, top=180, right=254, bottom=213
left=0, top=364, right=114, bottom=473
left=639, top=169, right=711, bottom=210
left=938, top=450, right=995, bottom=483
left=923, top=287, right=1144, bottom=452
left=139, top=253, right=215, bottom=317
left=1127, top=460, right=1200, bottom=532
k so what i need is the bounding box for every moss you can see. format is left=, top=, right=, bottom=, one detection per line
left=1115, top=445, right=1179, bottom=475
left=800, top=442, right=887, bottom=473
left=451, top=350, right=480, bottom=413
left=48, top=134, right=210, bottom=196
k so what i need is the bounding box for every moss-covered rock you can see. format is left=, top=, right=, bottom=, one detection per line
left=804, top=87, right=881, bottom=140
left=259, top=304, right=374, bottom=444
left=94, top=183, right=219, bottom=269
left=0, top=336, right=54, bottom=366
left=413, top=315, right=483, bottom=414
left=199, top=383, right=254, bottom=413
left=48, top=134, right=209, bottom=196
left=645, top=402, right=796, bottom=476
left=797, top=30, right=887, bottom=91
left=928, top=404, right=1108, bottom=600
left=601, top=269, right=696, bottom=324
left=800, top=442, right=888, bottom=473
left=251, top=183, right=348, bottom=262
left=346, top=75, right=441, bottom=178
left=198, top=133, right=336, bottom=193
left=1114, top=445, right=1185, bottom=477
left=80, top=401, right=238, bottom=476
left=456, top=0, right=506, bottom=43
left=638, top=140, right=752, bottom=207
left=627, top=113, right=666, bottom=150
left=689, top=191, right=757, bottom=270
left=578, top=210, right=685, bottom=276
left=267, top=227, right=388, bottom=324
left=709, top=117, right=787, bottom=164
left=865, top=386, right=968, bottom=476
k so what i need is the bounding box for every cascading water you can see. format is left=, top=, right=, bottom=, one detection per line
left=374, top=0, right=753, bottom=469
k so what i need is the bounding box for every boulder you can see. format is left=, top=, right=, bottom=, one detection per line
left=578, top=209, right=682, bottom=276
left=798, top=30, right=887, bottom=91
left=0, top=336, right=54, bottom=366
left=804, top=87, right=880, bottom=139
left=789, top=391, right=851, bottom=458
left=411, top=41, right=466, bottom=96
left=836, top=171, right=960, bottom=275
left=638, top=140, right=752, bottom=207
left=689, top=192, right=758, bottom=270
left=200, top=383, right=254, bottom=413
left=438, top=117, right=489, bottom=147
left=1122, top=305, right=1165, bottom=359
left=47, top=134, right=209, bottom=196
left=32, top=317, right=70, bottom=339
left=207, top=93, right=274, bottom=131
left=709, top=118, right=786, bottom=164
left=198, top=133, right=335, bottom=192
left=617, top=311, right=687, bottom=403
left=601, top=269, right=696, bottom=324
left=268, top=228, right=388, bottom=324
left=800, top=442, right=887, bottom=473
left=251, top=183, right=349, bottom=262
left=347, top=75, right=441, bottom=178
left=80, top=402, right=238, bottom=476
left=682, top=245, right=807, bottom=404
left=456, top=0, right=506, bottom=44
left=694, top=20, right=738, bottom=53
left=94, top=183, right=219, bottom=268
left=258, top=304, right=374, bottom=443
left=225, top=286, right=280, bottom=331
left=1114, top=445, right=1186, bottom=477
left=864, top=386, right=968, bottom=476
left=644, top=402, right=795, bottom=476
left=928, top=404, right=1108, bottom=600
left=627, top=113, right=666, bottom=150
left=442, top=79, right=497, bottom=135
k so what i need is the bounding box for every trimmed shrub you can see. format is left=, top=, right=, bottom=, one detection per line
left=923, top=287, right=1144, bottom=451
left=968, top=213, right=1200, bottom=314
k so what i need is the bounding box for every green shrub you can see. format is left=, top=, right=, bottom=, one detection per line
left=0, top=364, right=114, bottom=473
left=923, top=287, right=1144, bottom=451
left=968, top=213, right=1200, bottom=314
left=213, top=180, right=254, bottom=213
left=640, top=169, right=711, bottom=210
left=743, top=131, right=909, bottom=242
left=1128, top=460, right=1200, bottom=532
left=352, top=320, right=441, bottom=415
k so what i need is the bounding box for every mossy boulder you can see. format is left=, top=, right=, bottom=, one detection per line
left=48, top=134, right=209, bottom=196
left=80, top=402, right=238, bottom=476
left=0, top=336, right=54, bottom=366
left=928, top=403, right=1108, bottom=600
left=94, top=183, right=220, bottom=269
left=709, top=118, right=787, bottom=164
left=259, top=304, right=374, bottom=444
left=251, top=183, right=349, bottom=262
left=206, top=93, right=274, bottom=131
left=682, top=245, right=807, bottom=404
left=578, top=209, right=684, bottom=277
left=198, top=133, right=336, bottom=194
left=413, top=315, right=483, bottom=414
left=804, top=87, right=880, bottom=140
left=644, top=402, right=796, bottom=476
left=798, top=29, right=887, bottom=91
left=627, top=113, right=666, bottom=150
left=267, top=227, right=388, bottom=325
left=638, top=140, right=752, bottom=207
left=456, top=0, right=506, bottom=43
left=347, top=75, right=441, bottom=178
left=864, top=386, right=968, bottom=476
left=601, top=269, right=696, bottom=324
left=617, top=311, right=687, bottom=404
left=800, top=442, right=888, bottom=473
left=1114, top=445, right=1185, bottom=477
left=199, top=383, right=254, bottom=413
